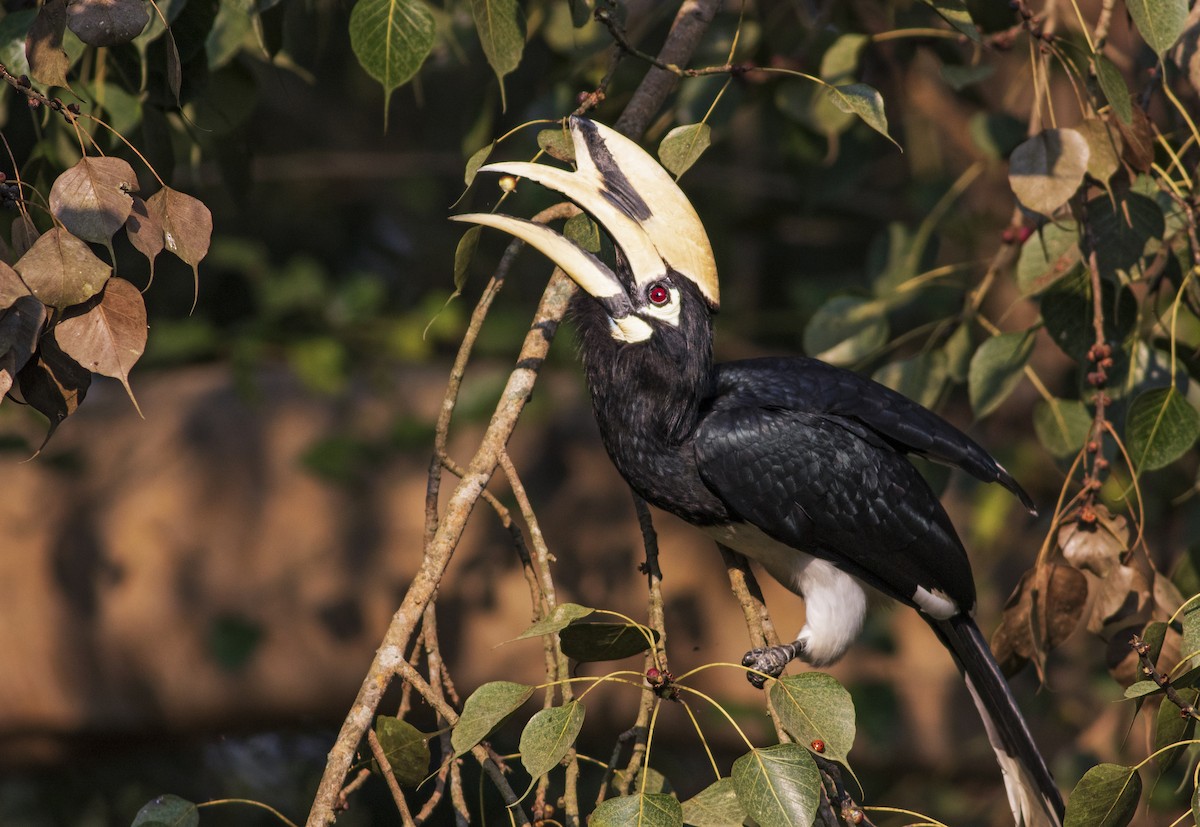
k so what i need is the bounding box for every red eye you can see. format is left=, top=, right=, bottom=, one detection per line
left=648, top=284, right=670, bottom=306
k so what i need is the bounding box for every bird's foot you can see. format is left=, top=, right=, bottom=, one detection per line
left=742, top=642, right=802, bottom=689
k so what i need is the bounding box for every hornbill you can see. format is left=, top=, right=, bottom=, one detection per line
left=454, top=116, right=1065, bottom=826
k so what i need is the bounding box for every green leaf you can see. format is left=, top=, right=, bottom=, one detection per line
left=1154, top=687, right=1198, bottom=772
left=591, top=792, right=682, bottom=827
left=680, top=777, right=746, bottom=827
left=1126, top=0, right=1188, bottom=57
left=939, top=63, right=994, bottom=90
left=1095, top=54, right=1133, bottom=124
left=1183, top=602, right=1200, bottom=665
left=0, top=10, right=37, bottom=78
left=731, top=744, right=821, bottom=827
left=827, top=82, right=897, bottom=147
left=349, top=0, right=434, bottom=120
left=132, top=795, right=199, bottom=827
left=1126, top=387, right=1200, bottom=472
left=768, top=673, right=856, bottom=764
left=803, top=295, right=888, bottom=366
left=658, top=123, right=711, bottom=178
left=374, top=716, right=431, bottom=787
left=968, top=330, right=1035, bottom=418
left=1033, top=397, right=1092, bottom=458
left=519, top=701, right=585, bottom=779
left=558, top=622, right=659, bottom=663
left=464, top=142, right=494, bottom=187
left=563, top=213, right=601, bottom=253
left=1040, top=269, right=1137, bottom=366
left=1063, top=763, right=1140, bottom=827
left=872, top=350, right=948, bottom=409
left=537, top=127, right=574, bottom=162
left=452, top=226, right=481, bottom=294
left=920, top=0, right=980, bottom=41
left=969, top=112, right=1027, bottom=160
left=944, top=323, right=973, bottom=382
left=1086, top=192, right=1164, bottom=282
left=1123, top=680, right=1161, bottom=699
left=1017, top=220, right=1080, bottom=296
left=511, top=602, right=594, bottom=641
left=450, top=680, right=534, bottom=756
left=1009, top=129, right=1090, bottom=216
left=819, top=34, right=867, bottom=83
left=469, top=0, right=524, bottom=111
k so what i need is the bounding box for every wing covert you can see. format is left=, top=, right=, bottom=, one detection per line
left=694, top=404, right=977, bottom=613
left=711, top=358, right=1036, bottom=513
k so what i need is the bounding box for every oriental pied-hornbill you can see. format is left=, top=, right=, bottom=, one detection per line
left=454, top=116, right=1065, bottom=826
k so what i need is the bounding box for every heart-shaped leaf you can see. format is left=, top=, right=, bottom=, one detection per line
left=732, top=744, right=821, bottom=827
left=49, top=156, right=138, bottom=244
left=450, top=680, right=533, bottom=756
left=15, top=227, right=111, bottom=310
left=658, top=123, right=711, bottom=178
left=53, top=277, right=147, bottom=411
left=591, top=792, right=682, bottom=827
left=768, top=673, right=856, bottom=764
left=519, top=701, right=585, bottom=779
left=1063, top=763, right=1140, bottom=827
left=373, top=716, right=431, bottom=787
left=1009, top=129, right=1090, bottom=216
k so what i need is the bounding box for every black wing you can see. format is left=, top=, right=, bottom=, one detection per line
left=693, top=402, right=977, bottom=613
left=710, top=357, right=1036, bottom=513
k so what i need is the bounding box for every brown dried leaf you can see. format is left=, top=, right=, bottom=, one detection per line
left=66, top=0, right=149, bottom=46
left=147, top=186, right=211, bottom=305
left=13, top=214, right=40, bottom=258
left=0, top=261, right=32, bottom=310
left=17, top=337, right=90, bottom=438
left=1058, top=511, right=1128, bottom=576
left=0, top=295, right=47, bottom=399
left=1114, top=108, right=1155, bottom=172
left=25, top=0, right=71, bottom=88
left=15, top=227, right=111, bottom=309
left=53, top=277, right=145, bottom=410
left=1086, top=564, right=1153, bottom=638
left=49, top=156, right=138, bottom=243
left=165, top=28, right=181, bottom=106
left=126, top=195, right=163, bottom=278
left=992, top=563, right=1089, bottom=676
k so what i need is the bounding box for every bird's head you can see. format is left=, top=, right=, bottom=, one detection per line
left=452, top=117, right=719, bottom=347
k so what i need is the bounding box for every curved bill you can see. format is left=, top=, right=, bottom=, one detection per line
left=450, top=212, right=653, bottom=342
left=472, top=117, right=719, bottom=309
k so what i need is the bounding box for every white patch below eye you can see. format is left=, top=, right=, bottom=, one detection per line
left=609, top=315, right=654, bottom=343
left=637, top=286, right=682, bottom=328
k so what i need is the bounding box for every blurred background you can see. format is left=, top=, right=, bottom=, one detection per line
left=1, top=0, right=1197, bottom=824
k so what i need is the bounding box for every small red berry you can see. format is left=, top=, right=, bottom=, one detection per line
left=810, top=739, right=825, bottom=753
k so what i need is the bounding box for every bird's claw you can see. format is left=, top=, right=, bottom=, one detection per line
left=742, top=642, right=801, bottom=689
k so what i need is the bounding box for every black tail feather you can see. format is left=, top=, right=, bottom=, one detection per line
left=928, top=614, right=1065, bottom=826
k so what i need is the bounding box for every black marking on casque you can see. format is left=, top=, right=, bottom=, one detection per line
left=572, top=118, right=654, bottom=222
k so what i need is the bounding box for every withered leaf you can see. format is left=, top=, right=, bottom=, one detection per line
left=53, top=277, right=146, bottom=411
left=0, top=261, right=32, bottom=310
left=66, top=0, right=149, bottom=46
left=1087, top=564, right=1153, bottom=638
left=49, top=156, right=138, bottom=243
left=147, top=186, right=211, bottom=303
left=25, top=0, right=70, bottom=88
left=992, top=563, right=1088, bottom=676
left=1114, top=107, right=1155, bottom=172
left=17, top=337, right=90, bottom=438
left=1058, top=510, right=1128, bottom=576
left=15, top=227, right=111, bottom=309
left=13, top=214, right=40, bottom=258
left=125, top=195, right=163, bottom=279
left=0, top=295, right=47, bottom=399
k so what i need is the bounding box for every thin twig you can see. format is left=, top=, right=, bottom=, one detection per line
left=1131, top=634, right=1200, bottom=721
left=368, top=728, right=418, bottom=827
left=332, top=768, right=371, bottom=814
